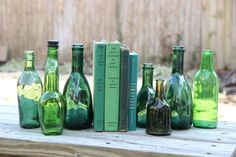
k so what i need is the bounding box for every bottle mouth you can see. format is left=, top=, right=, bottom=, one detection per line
left=173, top=45, right=185, bottom=53
left=72, top=43, right=84, bottom=50
left=143, top=63, right=154, bottom=69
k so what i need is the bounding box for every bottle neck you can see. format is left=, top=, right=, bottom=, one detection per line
left=172, top=52, right=184, bottom=74
left=155, top=80, right=164, bottom=100
left=142, top=68, right=153, bottom=87
left=24, top=59, right=35, bottom=71
left=72, top=49, right=83, bottom=73
left=200, top=52, right=214, bottom=71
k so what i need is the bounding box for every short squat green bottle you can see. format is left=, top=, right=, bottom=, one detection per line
left=137, top=63, right=155, bottom=128
left=39, top=40, right=66, bottom=135
left=146, top=79, right=171, bottom=136
left=63, top=43, right=93, bottom=130
left=17, top=51, right=43, bottom=128
left=193, top=49, right=219, bottom=128
left=164, top=45, right=193, bottom=130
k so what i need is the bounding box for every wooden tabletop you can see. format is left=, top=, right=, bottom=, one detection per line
left=0, top=104, right=235, bottom=157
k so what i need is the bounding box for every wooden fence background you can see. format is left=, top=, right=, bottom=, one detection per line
left=0, top=0, right=236, bottom=70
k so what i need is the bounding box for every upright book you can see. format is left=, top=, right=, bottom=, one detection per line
left=104, top=41, right=121, bottom=131
left=119, top=45, right=130, bottom=131
left=128, top=51, right=138, bottom=131
left=93, top=41, right=106, bottom=131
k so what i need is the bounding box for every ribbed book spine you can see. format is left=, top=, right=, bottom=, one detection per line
left=93, top=41, right=106, bottom=131
left=128, top=51, right=139, bottom=131
left=104, top=41, right=121, bottom=131
left=119, top=45, right=130, bottom=131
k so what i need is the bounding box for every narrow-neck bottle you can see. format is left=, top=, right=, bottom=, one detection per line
left=146, top=79, right=171, bottom=135
left=63, top=43, right=93, bottom=129
left=39, top=40, right=66, bottom=135
left=193, top=49, right=219, bottom=128
left=164, top=45, right=193, bottom=130
left=137, top=63, right=155, bottom=128
left=17, top=51, right=43, bottom=128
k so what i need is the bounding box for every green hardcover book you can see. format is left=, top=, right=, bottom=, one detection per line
left=128, top=51, right=138, bottom=131
left=93, top=41, right=106, bottom=131
left=119, top=45, right=130, bottom=131
left=104, top=41, right=121, bottom=131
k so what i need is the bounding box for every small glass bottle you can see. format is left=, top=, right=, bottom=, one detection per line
left=193, top=49, right=219, bottom=128
left=146, top=79, right=171, bottom=135
left=17, top=51, right=43, bottom=128
left=137, top=63, right=155, bottom=128
left=39, top=40, right=66, bottom=135
left=164, top=45, right=193, bottom=130
left=63, top=43, right=93, bottom=129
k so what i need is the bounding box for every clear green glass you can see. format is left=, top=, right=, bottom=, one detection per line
left=164, top=45, right=193, bottom=130
left=146, top=79, right=171, bottom=135
left=17, top=51, right=43, bottom=128
left=39, top=40, right=66, bottom=135
left=63, top=43, right=93, bottom=130
left=193, top=50, right=219, bottom=128
left=137, top=63, right=155, bottom=128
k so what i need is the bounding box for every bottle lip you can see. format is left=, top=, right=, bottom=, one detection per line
left=173, top=45, right=185, bottom=53
left=48, top=40, right=59, bottom=48
left=155, top=78, right=165, bottom=82
left=202, top=49, right=213, bottom=55
left=143, top=63, right=154, bottom=69
left=24, top=50, right=34, bottom=59
left=72, top=42, right=84, bottom=50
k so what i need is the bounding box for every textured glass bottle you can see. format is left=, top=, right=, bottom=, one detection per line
left=146, top=79, right=171, bottom=135
left=137, top=63, right=155, bottom=128
left=63, top=43, right=93, bottom=130
left=17, top=51, right=43, bottom=128
left=164, top=45, right=193, bottom=130
left=39, top=40, right=66, bottom=135
left=193, top=50, right=219, bottom=128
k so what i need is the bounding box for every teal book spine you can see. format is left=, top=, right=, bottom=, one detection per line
left=93, top=41, right=106, bottom=131
left=128, top=51, right=138, bottom=131
left=104, top=41, right=121, bottom=131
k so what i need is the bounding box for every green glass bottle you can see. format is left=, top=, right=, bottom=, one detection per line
left=193, top=49, right=219, bottom=128
left=63, top=43, right=93, bottom=130
left=17, top=51, right=43, bottom=128
left=39, top=40, right=66, bottom=135
left=137, top=63, right=155, bottom=128
left=164, top=45, right=193, bottom=130
left=146, top=79, right=171, bottom=135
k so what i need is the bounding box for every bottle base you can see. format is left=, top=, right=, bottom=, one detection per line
left=193, top=120, right=217, bottom=129
left=146, top=129, right=171, bottom=136
left=20, top=123, right=40, bottom=129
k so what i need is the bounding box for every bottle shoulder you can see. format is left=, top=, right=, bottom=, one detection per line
left=40, top=91, right=65, bottom=102
left=17, top=70, right=42, bottom=85
left=194, top=70, right=219, bottom=83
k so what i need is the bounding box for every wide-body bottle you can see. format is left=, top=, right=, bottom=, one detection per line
left=164, top=45, right=193, bottom=130
left=17, top=51, right=43, bottom=128
left=39, top=40, right=66, bottom=135
left=146, top=79, right=171, bottom=135
left=137, top=63, right=155, bottom=128
left=63, top=43, right=93, bottom=129
left=193, top=49, right=219, bottom=128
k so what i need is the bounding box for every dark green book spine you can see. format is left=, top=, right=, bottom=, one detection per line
left=93, top=41, right=106, bottom=131
left=104, top=41, right=121, bottom=131
left=119, top=45, right=130, bottom=132
left=128, top=51, right=138, bottom=131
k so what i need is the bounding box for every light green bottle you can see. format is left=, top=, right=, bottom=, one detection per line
left=193, top=49, right=219, bottom=128
left=17, top=51, right=43, bottom=128
left=39, top=40, right=66, bottom=135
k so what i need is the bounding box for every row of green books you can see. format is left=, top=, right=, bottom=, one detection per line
left=93, top=40, right=139, bottom=131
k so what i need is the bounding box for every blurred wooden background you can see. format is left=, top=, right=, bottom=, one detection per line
left=0, top=0, right=235, bottom=70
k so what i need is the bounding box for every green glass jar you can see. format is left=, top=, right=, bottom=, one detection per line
left=164, top=45, right=193, bottom=130
left=193, top=49, right=219, bottom=128
left=39, top=40, right=66, bottom=135
left=17, top=51, right=43, bottom=128
left=63, top=43, right=93, bottom=130
left=146, top=79, right=171, bottom=135
left=137, top=63, right=155, bottom=128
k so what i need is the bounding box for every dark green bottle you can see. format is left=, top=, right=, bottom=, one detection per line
left=63, top=43, right=93, bottom=130
left=137, top=63, right=155, bottom=128
left=193, top=49, right=219, bottom=128
left=146, top=79, right=171, bottom=135
left=164, top=45, right=193, bottom=130
left=39, top=40, right=66, bottom=135
left=17, top=51, right=43, bottom=128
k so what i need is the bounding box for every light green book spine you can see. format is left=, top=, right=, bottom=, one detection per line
left=104, top=41, right=121, bottom=131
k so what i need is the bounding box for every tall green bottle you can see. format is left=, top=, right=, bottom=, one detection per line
left=63, top=43, right=93, bottom=130
left=17, top=51, right=43, bottom=128
left=164, top=45, right=193, bottom=130
left=193, top=49, right=219, bottom=128
left=137, top=63, right=155, bottom=128
left=39, top=40, right=66, bottom=135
